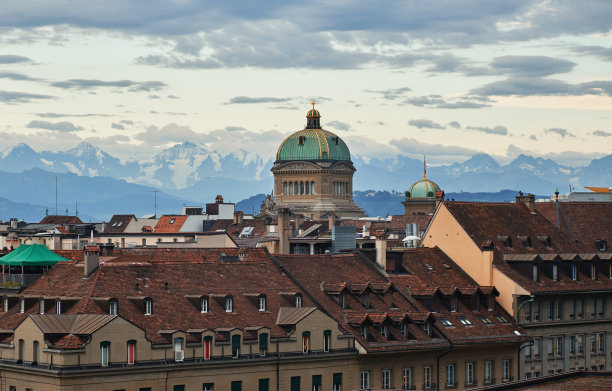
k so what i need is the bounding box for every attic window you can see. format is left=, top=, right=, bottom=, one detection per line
left=298, top=136, right=305, bottom=145
left=258, top=295, right=267, bottom=312
left=3, top=298, right=8, bottom=312
left=19, top=298, right=25, bottom=313
left=169, top=219, right=175, bottom=224
left=379, top=324, right=388, bottom=338
left=400, top=323, right=407, bottom=337
left=333, top=136, right=339, bottom=145
left=361, top=293, right=370, bottom=308
left=295, top=294, right=303, bottom=308
left=422, top=323, right=431, bottom=335
left=595, top=240, right=607, bottom=252
left=201, top=296, right=209, bottom=313
left=145, top=298, right=153, bottom=315
left=360, top=325, right=367, bottom=339
left=458, top=317, right=472, bottom=326
left=591, top=264, right=597, bottom=280
left=480, top=316, right=493, bottom=325
left=225, top=296, right=234, bottom=312
left=495, top=315, right=509, bottom=324
left=109, top=300, right=118, bottom=315
left=439, top=318, right=453, bottom=327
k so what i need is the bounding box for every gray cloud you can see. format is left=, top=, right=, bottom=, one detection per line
left=119, top=119, right=134, bottom=125
left=467, top=125, right=508, bottom=135
left=0, top=71, right=39, bottom=81
left=0, top=55, right=32, bottom=64
left=403, top=95, right=491, bottom=109
left=408, top=119, right=445, bottom=129
left=26, top=120, right=83, bottom=132
left=111, top=123, right=125, bottom=130
left=326, top=120, right=351, bottom=131
left=0, top=90, right=54, bottom=103
left=593, top=130, right=611, bottom=137
left=224, top=126, right=246, bottom=132
left=448, top=121, right=461, bottom=129
left=489, top=56, right=575, bottom=77
left=36, top=112, right=110, bottom=118
left=167, top=94, right=179, bottom=99
left=545, top=128, right=574, bottom=138
left=148, top=94, right=160, bottom=99
left=530, top=135, right=538, bottom=141
left=472, top=77, right=612, bottom=97
left=51, top=79, right=166, bottom=91
left=366, top=87, right=412, bottom=100
left=572, top=45, right=612, bottom=61
left=392, top=137, right=481, bottom=158
left=226, top=96, right=291, bottom=104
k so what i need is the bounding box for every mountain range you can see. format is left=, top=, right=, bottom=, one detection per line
left=0, top=142, right=609, bottom=221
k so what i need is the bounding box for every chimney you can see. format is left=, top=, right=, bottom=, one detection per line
left=215, top=195, right=224, bottom=204
left=435, top=190, right=445, bottom=209
left=328, top=212, right=335, bottom=230
left=233, top=211, right=244, bottom=225
left=83, top=245, right=100, bottom=277
left=294, top=214, right=303, bottom=232
left=515, top=193, right=536, bottom=213
left=238, top=250, right=248, bottom=262
left=375, top=230, right=387, bottom=271
left=277, top=208, right=291, bottom=255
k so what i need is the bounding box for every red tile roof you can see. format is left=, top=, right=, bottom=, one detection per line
left=154, top=215, right=188, bottom=233
left=39, top=215, right=83, bottom=224
left=104, top=215, right=135, bottom=233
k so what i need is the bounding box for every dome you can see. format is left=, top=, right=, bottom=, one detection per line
left=407, top=178, right=441, bottom=199
left=275, top=105, right=351, bottom=162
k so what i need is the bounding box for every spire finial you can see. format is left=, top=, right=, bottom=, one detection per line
left=311, top=101, right=316, bottom=110
left=424, top=155, right=427, bottom=179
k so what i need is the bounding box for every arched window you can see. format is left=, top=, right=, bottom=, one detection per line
left=144, top=298, right=153, bottom=315
left=225, top=296, right=233, bottom=312
left=294, top=182, right=299, bottom=195
left=305, top=181, right=310, bottom=194
left=56, top=300, right=62, bottom=314
left=300, top=181, right=304, bottom=194
left=109, top=299, right=118, bottom=315
left=311, top=181, right=315, bottom=194
left=283, top=182, right=288, bottom=195
left=127, top=340, right=136, bottom=365
left=203, top=336, right=212, bottom=360
left=201, top=296, right=209, bottom=313
left=32, top=340, right=39, bottom=365
left=100, top=341, right=110, bottom=366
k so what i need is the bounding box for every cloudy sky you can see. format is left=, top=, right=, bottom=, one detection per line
left=1, top=0, right=611, bottom=166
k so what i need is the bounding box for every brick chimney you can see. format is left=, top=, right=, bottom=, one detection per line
left=277, top=208, right=291, bottom=255
left=233, top=211, right=244, bottom=225
left=375, top=230, right=387, bottom=271
left=515, top=193, right=536, bottom=213
left=83, top=245, right=100, bottom=278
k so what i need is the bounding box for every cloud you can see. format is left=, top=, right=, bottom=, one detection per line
left=365, top=87, right=412, bottom=100
left=36, top=112, right=111, bottom=118
left=0, top=55, right=32, bottom=64
left=572, top=45, right=612, bottom=61
left=111, top=123, right=125, bottom=130
left=0, top=71, right=39, bottom=81
left=148, top=94, right=160, bottom=99
left=403, top=95, right=491, bottom=109
left=224, top=126, right=246, bottom=132
left=448, top=121, right=461, bottom=129
left=392, top=137, right=482, bottom=158
left=51, top=79, right=166, bottom=91
left=0, top=90, right=54, bottom=103
left=326, top=120, right=351, bottom=131
left=530, top=135, right=538, bottom=141
left=408, top=119, right=445, bottom=129
left=226, top=96, right=291, bottom=104
left=120, top=119, right=134, bottom=125
left=26, top=120, right=83, bottom=132
left=167, top=94, right=179, bottom=99
left=489, top=56, right=575, bottom=77
left=544, top=127, right=575, bottom=138
left=467, top=125, right=508, bottom=135
left=471, top=77, right=612, bottom=97
left=593, top=130, right=611, bottom=137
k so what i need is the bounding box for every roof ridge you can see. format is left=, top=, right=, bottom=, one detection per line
left=78, top=266, right=102, bottom=314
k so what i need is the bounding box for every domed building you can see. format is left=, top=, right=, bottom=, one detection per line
left=272, top=104, right=364, bottom=219
left=402, top=160, right=445, bottom=215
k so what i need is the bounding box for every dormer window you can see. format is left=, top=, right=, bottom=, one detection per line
left=552, top=264, right=558, bottom=281
left=361, top=293, right=370, bottom=308
left=19, top=298, right=25, bottom=314
left=3, top=297, right=8, bottom=312
left=169, top=218, right=175, bottom=224
left=258, top=295, right=267, bottom=312
left=422, top=323, right=431, bottom=335
left=295, top=294, right=302, bottom=308
left=109, top=300, right=118, bottom=315
left=379, top=324, right=388, bottom=338
left=450, top=297, right=458, bottom=312
left=360, top=325, right=367, bottom=339
left=572, top=264, right=578, bottom=281
left=201, top=296, right=209, bottom=313
left=56, top=301, right=61, bottom=314
left=400, top=323, right=407, bottom=337
left=39, top=300, right=44, bottom=314
left=145, top=298, right=152, bottom=315
left=339, top=293, right=347, bottom=309
left=532, top=265, right=539, bottom=282
left=225, top=296, right=233, bottom=312
left=595, top=239, right=607, bottom=252
left=591, top=264, right=597, bottom=280
left=298, top=136, right=305, bottom=145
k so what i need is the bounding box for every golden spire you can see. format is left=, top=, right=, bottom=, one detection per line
left=423, top=156, right=427, bottom=179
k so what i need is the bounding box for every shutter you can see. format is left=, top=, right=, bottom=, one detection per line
left=291, top=376, right=301, bottom=391
left=312, top=375, right=322, bottom=385
left=259, top=333, right=268, bottom=349
left=333, top=373, right=342, bottom=385
left=231, top=381, right=242, bottom=391
left=258, top=378, right=270, bottom=391
left=232, top=334, right=241, bottom=348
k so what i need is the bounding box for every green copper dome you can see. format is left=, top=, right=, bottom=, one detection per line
left=407, top=178, right=441, bottom=199
left=276, top=106, right=351, bottom=162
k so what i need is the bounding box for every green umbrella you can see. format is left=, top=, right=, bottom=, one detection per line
left=0, top=244, right=71, bottom=266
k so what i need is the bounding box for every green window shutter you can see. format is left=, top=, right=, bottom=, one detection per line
left=312, top=375, right=322, bottom=385
left=231, top=381, right=242, bottom=391
left=333, top=373, right=342, bottom=385
left=291, top=376, right=301, bottom=391
left=302, top=331, right=310, bottom=337
left=232, top=334, right=241, bottom=348
left=324, top=330, right=331, bottom=336
left=173, top=386, right=185, bottom=391
left=204, top=336, right=212, bottom=342
left=258, top=378, right=269, bottom=391
left=259, top=333, right=268, bottom=349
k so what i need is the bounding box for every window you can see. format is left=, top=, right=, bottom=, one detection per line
left=524, top=302, right=531, bottom=321
left=333, top=373, right=342, bottom=391
left=39, top=300, right=44, bottom=314
left=302, top=331, right=310, bottom=353
left=3, top=297, right=7, bottom=312
left=19, top=298, right=24, bottom=313
left=361, top=293, right=370, bottom=308
left=570, top=336, right=576, bottom=355
left=502, top=359, right=511, bottom=382
left=466, top=362, right=474, bottom=385
left=577, top=298, right=583, bottom=318
left=596, top=297, right=604, bottom=317
left=360, top=325, right=367, bottom=339
left=400, top=323, right=407, bottom=337
left=590, top=298, right=596, bottom=317
left=204, top=336, right=212, bottom=359
left=230, top=381, right=242, bottom=391
left=145, top=299, right=152, bottom=315
left=597, top=333, right=605, bottom=353
left=484, top=360, right=492, bottom=383
left=572, top=264, right=578, bottom=280
left=323, top=330, right=331, bottom=352
left=339, top=293, right=347, bottom=309
left=547, top=300, right=554, bottom=321
left=422, top=323, right=431, bottom=335
left=258, top=295, right=266, bottom=312
left=577, top=335, right=584, bottom=355
left=532, top=265, right=538, bottom=282
left=458, top=317, right=472, bottom=326
left=399, top=367, right=411, bottom=389
left=495, top=315, right=509, bottom=323
left=109, top=300, right=118, bottom=315
left=552, top=264, right=558, bottom=281
left=231, top=334, right=240, bottom=358
left=382, top=369, right=391, bottom=389
left=101, top=341, right=110, bottom=366
left=533, top=339, right=540, bottom=358
left=447, top=364, right=455, bottom=387
left=225, top=296, right=233, bottom=312
left=258, top=379, right=269, bottom=391
left=569, top=299, right=576, bottom=319
left=440, top=318, right=453, bottom=327
left=291, top=376, right=301, bottom=391
left=525, top=343, right=531, bottom=359
left=591, top=334, right=596, bottom=353
left=555, top=336, right=563, bottom=356
left=424, top=366, right=432, bottom=389
left=259, top=333, right=268, bottom=356
left=295, top=294, right=302, bottom=308
left=533, top=301, right=540, bottom=321
left=203, top=384, right=214, bottom=391
left=311, top=181, right=315, bottom=195
left=480, top=316, right=493, bottom=325
left=591, top=264, right=597, bottom=280
left=556, top=300, right=563, bottom=320
left=32, top=340, right=39, bottom=365
left=127, top=340, right=136, bottom=365
left=169, top=218, right=175, bottom=224
left=360, top=371, right=369, bottom=390
left=379, top=324, right=388, bottom=338
left=450, top=296, right=458, bottom=312
left=311, top=374, right=322, bottom=391
left=201, top=297, right=209, bottom=313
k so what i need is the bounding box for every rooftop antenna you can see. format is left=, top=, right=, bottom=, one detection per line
left=149, top=190, right=160, bottom=218
left=75, top=201, right=79, bottom=217
left=55, top=176, right=58, bottom=216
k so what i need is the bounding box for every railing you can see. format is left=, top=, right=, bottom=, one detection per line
left=1, top=274, right=42, bottom=288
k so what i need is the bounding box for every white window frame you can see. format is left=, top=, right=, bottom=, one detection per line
left=360, top=371, right=369, bottom=390
left=295, top=294, right=302, bottom=308
left=380, top=324, right=388, bottom=338
left=424, top=366, right=432, bottom=389
left=109, top=301, right=117, bottom=315
left=258, top=296, right=266, bottom=312
left=466, top=362, right=474, bottom=385
left=39, top=300, right=44, bottom=314
left=100, top=342, right=109, bottom=367
left=19, top=298, right=24, bottom=313
left=400, top=323, right=407, bottom=337
left=484, top=360, right=492, bottom=383
left=225, top=296, right=233, bottom=312
left=446, top=364, right=455, bottom=387
left=56, top=301, right=61, bottom=314
left=3, top=297, right=7, bottom=312
left=552, top=264, right=558, bottom=281
left=572, top=264, right=578, bottom=280
left=591, top=264, right=597, bottom=280
left=502, top=359, right=511, bottom=381
left=203, top=384, right=213, bottom=391
left=382, top=369, right=391, bottom=389
left=403, top=367, right=412, bottom=389
left=323, top=333, right=330, bottom=352
left=145, top=299, right=152, bottom=315
left=201, top=297, right=208, bottom=313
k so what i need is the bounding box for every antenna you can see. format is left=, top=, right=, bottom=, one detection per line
left=75, top=201, right=79, bottom=217
left=55, top=176, right=58, bottom=216
left=149, top=190, right=160, bottom=218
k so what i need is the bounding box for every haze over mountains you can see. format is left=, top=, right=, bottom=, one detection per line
left=0, top=141, right=610, bottom=221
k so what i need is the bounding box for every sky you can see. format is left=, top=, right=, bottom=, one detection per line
left=1, top=0, right=611, bottom=166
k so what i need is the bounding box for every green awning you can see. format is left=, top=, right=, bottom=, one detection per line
left=0, top=244, right=71, bottom=266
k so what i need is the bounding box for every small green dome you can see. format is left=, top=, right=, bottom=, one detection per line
left=307, top=108, right=320, bottom=117
left=407, top=178, right=441, bottom=199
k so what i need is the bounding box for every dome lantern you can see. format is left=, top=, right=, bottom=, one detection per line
left=306, top=101, right=321, bottom=129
